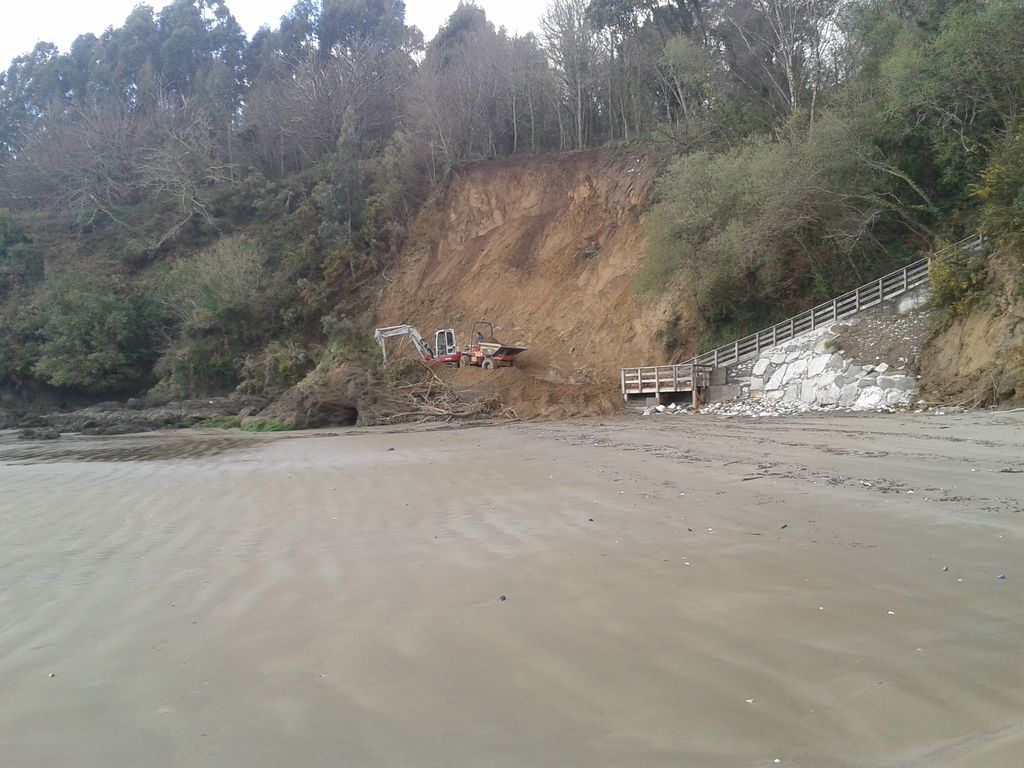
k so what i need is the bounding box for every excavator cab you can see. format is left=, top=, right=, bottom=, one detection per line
left=434, top=329, right=457, bottom=356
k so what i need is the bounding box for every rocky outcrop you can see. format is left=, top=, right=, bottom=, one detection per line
left=251, top=363, right=377, bottom=429
left=20, top=396, right=268, bottom=435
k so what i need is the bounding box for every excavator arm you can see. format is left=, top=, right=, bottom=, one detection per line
left=374, top=325, right=434, bottom=362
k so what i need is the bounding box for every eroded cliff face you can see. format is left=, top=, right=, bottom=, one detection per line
left=377, top=149, right=690, bottom=416
left=920, top=252, right=1024, bottom=407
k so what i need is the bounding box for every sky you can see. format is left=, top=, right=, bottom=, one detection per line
left=0, top=0, right=549, bottom=69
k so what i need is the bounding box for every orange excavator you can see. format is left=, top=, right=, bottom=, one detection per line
left=374, top=321, right=527, bottom=370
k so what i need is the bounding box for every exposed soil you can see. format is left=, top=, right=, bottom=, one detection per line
left=833, top=307, right=937, bottom=374
left=920, top=252, right=1024, bottom=406
left=378, top=148, right=692, bottom=418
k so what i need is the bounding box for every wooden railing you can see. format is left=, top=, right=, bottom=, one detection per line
left=621, top=235, right=985, bottom=398
left=621, top=363, right=712, bottom=398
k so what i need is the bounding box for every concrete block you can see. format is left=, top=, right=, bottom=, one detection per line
left=749, top=377, right=765, bottom=391
left=707, top=384, right=742, bottom=402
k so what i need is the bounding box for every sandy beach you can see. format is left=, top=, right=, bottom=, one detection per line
left=1, top=412, right=1023, bottom=767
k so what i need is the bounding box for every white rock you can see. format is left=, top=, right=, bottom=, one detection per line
left=886, top=390, right=911, bottom=406
left=766, top=365, right=788, bottom=391
left=784, top=359, right=809, bottom=383
left=827, top=354, right=846, bottom=372
left=749, top=376, right=765, bottom=391
left=817, top=383, right=841, bottom=405
left=752, top=358, right=770, bottom=377
left=875, top=362, right=890, bottom=374
left=807, top=354, right=832, bottom=377
left=655, top=404, right=667, bottom=413
left=839, top=384, right=859, bottom=407
left=854, top=386, right=886, bottom=410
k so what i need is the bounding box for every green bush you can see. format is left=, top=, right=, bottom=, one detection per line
left=974, top=127, right=1024, bottom=257
left=193, top=415, right=242, bottom=429
left=240, top=418, right=290, bottom=432
left=0, top=210, right=43, bottom=298
left=155, top=234, right=273, bottom=396
left=640, top=111, right=898, bottom=339
left=31, top=271, right=158, bottom=393
left=929, top=247, right=988, bottom=320
left=237, top=340, right=316, bottom=396
left=155, top=337, right=242, bottom=397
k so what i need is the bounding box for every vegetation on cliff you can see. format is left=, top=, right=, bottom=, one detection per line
left=0, top=0, right=1021, bottom=406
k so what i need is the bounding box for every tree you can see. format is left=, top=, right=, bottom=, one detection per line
left=543, top=0, right=601, bottom=149
left=717, top=0, right=842, bottom=129
left=32, top=271, right=157, bottom=393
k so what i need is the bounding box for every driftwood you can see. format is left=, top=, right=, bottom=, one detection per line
left=376, top=364, right=517, bottom=423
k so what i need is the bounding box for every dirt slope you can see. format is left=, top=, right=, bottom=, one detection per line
left=920, top=251, right=1024, bottom=406
left=378, top=149, right=686, bottom=416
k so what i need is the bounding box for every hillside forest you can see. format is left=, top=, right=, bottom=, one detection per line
left=0, top=0, right=1021, bottom=404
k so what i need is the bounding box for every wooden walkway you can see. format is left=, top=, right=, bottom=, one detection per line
left=621, top=235, right=984, bottom=401
left=620, top=363, right=712, bottom=402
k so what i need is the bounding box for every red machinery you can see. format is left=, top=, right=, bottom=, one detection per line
left=374, top=321, right=527, bottom=369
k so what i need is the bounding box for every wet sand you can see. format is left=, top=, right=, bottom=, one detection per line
left=1, top=412, right=1022, bottom=767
